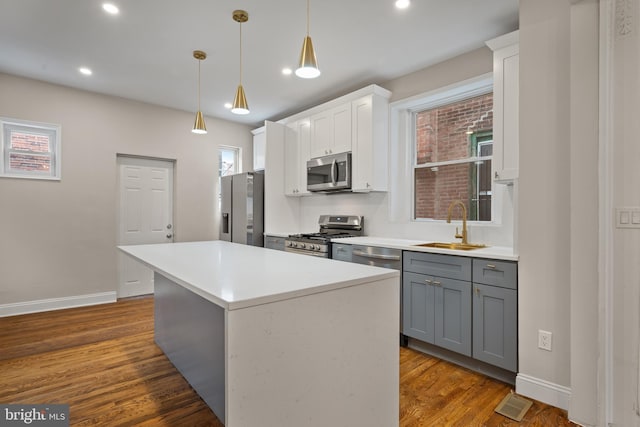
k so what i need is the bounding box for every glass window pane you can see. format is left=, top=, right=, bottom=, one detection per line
left=9, top=152, right=52, bottom=173
left=10, top=131, right=51, bottom=153
left=415, top=93, right=493, bottom=164
left=219, top=148, right=239, bottom=177
left=414, top=160, right=492, bottom=221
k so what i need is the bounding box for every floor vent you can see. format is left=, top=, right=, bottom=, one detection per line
left=494, top=391, right=533, bottom=422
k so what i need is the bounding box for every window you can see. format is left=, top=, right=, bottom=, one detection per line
left=218, top=146, right=240, bottom=206
left=1, top=118, right=61, bottom=180
left=413, top=91, right=493, bottom=221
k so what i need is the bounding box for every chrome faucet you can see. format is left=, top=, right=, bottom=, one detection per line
left=447, top=200, right=468, bottom=244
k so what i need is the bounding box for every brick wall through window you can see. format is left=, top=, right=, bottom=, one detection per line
left=9, top=131, right=52, bottom=172
left=414, top=93, right=493, bottom=220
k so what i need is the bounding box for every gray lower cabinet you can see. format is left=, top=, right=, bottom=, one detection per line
left=403, top=252, right=472, bottom=357
left=403, top=251, right=518, bottom=372
left=472, top=259, right=518, bottom=371
left=265, top=235, right=286, bottom=251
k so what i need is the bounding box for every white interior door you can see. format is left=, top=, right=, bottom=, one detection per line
left=117, top=156, right=174, bottom=297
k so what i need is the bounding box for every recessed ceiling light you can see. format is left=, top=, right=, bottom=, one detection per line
left=224, top=103, right=232, bottom=109
left=282, top=68, right=292, bottom=76
left=102, top=3, right=119, bottom=15
left=395, top=0, right=410, bottom=9
left=79, top=67, right=93, bottom=76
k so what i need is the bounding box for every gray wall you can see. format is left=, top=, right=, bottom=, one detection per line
left=0, top=73, right=252, bottom=305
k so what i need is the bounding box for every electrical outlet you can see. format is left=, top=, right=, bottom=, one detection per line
left=538, top=330, right=552, bottom=351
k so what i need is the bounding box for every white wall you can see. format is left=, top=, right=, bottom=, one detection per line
left=0, top=73, right=252, bottom=306
left=569, top=0, right=599, bottom=424
left=517, top=0, right=572, bottom=402
left=295, top=47, right=514, bottom=248
left=610, top=0, right=640, bottom=424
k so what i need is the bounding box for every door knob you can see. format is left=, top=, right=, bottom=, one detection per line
left=166, top=234, right=173, bottom=239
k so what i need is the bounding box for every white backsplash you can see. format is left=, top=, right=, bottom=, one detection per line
left=299, top=186, right=514, bottom=248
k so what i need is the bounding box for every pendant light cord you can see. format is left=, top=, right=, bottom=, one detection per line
left=306, top=0, right=310, bottom=36
left=239, top=22, right=243, bottom=84
left=197, top=59, right=201, bottom=110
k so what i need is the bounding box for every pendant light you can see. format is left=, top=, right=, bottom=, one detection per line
left=192, top=50, right=207, bottom=134
left=231, top=10, right=250, bottom=115
left=295, top=0, right=320, bottom=79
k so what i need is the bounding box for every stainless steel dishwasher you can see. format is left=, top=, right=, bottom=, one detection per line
left=351, top=245, right=402, bottom=270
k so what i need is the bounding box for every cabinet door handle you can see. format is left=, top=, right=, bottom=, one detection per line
left=475, top=286, right=480, bottom=296
left=433, top=281, right=441, bottom=286
left=425, top=279, right=432, bottom=284
left=486, top=264, right=496, bottom=269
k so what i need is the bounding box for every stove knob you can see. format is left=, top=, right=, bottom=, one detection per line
left=300, top=243, right=306, bottom=249
left=314, top=245, right=321, bottom=250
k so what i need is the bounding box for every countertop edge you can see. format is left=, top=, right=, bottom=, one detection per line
left=333, top=237, right=519, bottom=261
left=118, top=243, right=399, bottom=311
left=227, top=271, right=399, bottom=310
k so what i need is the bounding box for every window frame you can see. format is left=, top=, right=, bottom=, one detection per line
left=0, top=117, right=61, bottom=180
left=388, top=73, right=502, bottom=225
left=218, top=145, right=242, bottom=207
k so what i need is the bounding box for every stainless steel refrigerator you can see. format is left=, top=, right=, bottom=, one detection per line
left=220, top=171, right=264, bottom=246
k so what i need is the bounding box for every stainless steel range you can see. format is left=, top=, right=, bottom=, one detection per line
left=285, top=215, right=364, bottom=258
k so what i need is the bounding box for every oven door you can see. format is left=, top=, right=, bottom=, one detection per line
left=284, top=246, right=328, bottom=258
left=307, top=152, right=351, bottom=192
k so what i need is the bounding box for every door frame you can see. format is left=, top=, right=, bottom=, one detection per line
left=116, top=154, right=177, bottom=297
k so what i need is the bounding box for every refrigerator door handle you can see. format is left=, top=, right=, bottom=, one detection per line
left=222, top=213, right=229, bottom=234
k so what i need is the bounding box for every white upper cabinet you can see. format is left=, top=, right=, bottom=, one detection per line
left=309, top=103, right=352, bottom=158
left=486, top=30, right=519, bottom=184
left=284, top=119, right=311, bottom=196
left=252, top=127, right=266, bottom=171
left=351, top=92, right=390, bottom=192
left=277, top=84, right=391, bottom=195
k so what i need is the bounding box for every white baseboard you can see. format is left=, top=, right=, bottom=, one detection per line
left=0, top=292, right=117, bottom=317
left=516, top=373, right=572, bottom=410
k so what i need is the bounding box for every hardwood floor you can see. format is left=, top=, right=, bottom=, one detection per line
left=0, top=296, right=576, bottom=426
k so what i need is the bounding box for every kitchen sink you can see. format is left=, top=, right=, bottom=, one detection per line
left=414, top=242, right=488, bottom=251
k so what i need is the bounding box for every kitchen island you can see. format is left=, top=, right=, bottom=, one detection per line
left=118, top=241, right=400, bottom=427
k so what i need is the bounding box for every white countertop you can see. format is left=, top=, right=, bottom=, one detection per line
left=334, top=236, right=518, bottom=261
left=118, top=241, right=399, bottom=310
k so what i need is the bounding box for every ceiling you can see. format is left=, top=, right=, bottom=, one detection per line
left=0, top=0, right=519, bottom=128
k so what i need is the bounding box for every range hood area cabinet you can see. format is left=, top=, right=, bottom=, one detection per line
left=280, top=84, right=392, bottom=195
left=486, top=30, right=519, bottom=184
left=309, top=103, right=352, bottom=158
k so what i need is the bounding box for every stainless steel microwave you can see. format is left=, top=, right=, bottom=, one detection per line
left=306, top=152, right=352, bottom=192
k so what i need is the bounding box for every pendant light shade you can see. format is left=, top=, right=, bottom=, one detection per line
left=231, top=10, right=250, bottom=115
left=193, top=111, right=207, bottom=134
left=232, top=84, right=249, bottom=115
left=296, top=36, right=320, bottom=79
left=191, top=50, right=207, bottom=134
left=295, top=0, right=320, bottom=79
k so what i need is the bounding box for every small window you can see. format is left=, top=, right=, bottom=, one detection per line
left=1, top=118, right=61, bottom=180
left=218, top=146, right=241, bottom=206
left=413, top=92, right=493, bottom=221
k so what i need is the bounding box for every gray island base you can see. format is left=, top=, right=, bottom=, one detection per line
left=119, top=241, right=400, bottom=427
